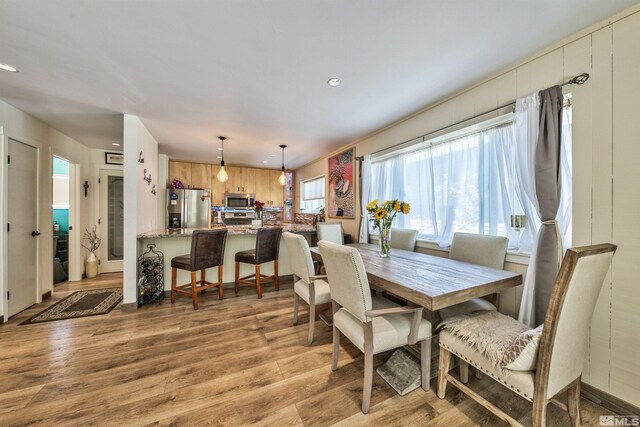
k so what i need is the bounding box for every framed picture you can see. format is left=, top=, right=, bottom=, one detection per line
left=328, top=148, right=355, bottom=218
left=105, top=152, right=124, bottom=165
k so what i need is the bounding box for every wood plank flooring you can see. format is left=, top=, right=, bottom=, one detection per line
left=0, top=273, right=611, bottom=426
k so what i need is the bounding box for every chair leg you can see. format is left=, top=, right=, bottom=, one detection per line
left=532, top=395, right=548, bottom=427
left=460, top=360, right=469, bottom=383
left=362, top=322, right=374, bottom=414
left=190, top=271, right=199, bottom=310
left=255, top=264, right=262, bottom=299
left=200, top=269, right=206, bottom=294
left=293, top=293, right=299, bottom=325
left=567, top=379, right=581, bottom=427
left=437, top=347, right=452, bottom=399
left=274, top=260, right=279, bottom=291
left=217, top=265, right=224, bottom=300
left=171, top=267, right=177, bottom=304
left=234, top=262, right=240, bottom=295
left=421, top=338, right=431, bottom=391
left=331, top=301, right=340, bottom=372
left=308, top=293, right=315, bottom=345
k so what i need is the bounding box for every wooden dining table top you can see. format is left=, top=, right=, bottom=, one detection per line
left=310, top=243, right=522, bottom=312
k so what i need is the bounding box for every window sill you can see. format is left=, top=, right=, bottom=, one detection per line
left=369, top=235, right=531, bottom=266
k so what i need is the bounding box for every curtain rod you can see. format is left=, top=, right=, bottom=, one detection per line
left=358, top=72, right=589, bottom=159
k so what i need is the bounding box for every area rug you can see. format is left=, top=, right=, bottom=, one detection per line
left=20, top=288, right=122, bottom=325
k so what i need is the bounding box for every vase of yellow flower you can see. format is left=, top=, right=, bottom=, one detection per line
left=366, top=199, right=410, bottom=257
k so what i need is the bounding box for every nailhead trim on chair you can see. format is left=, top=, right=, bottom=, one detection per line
left=440, top=343, right=533, bottom=401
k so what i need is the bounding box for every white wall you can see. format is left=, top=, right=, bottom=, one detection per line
left=0, top=99, right=92, bottom=319
left=295, top=7, right=640, bottom=406
left=123, top=115, right=159, bottom=305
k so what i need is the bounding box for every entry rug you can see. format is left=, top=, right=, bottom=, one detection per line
left=20, top=288, right=122, bottom=325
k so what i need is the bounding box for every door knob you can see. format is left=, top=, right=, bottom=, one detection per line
left=31, top=231, right=40, bottom=237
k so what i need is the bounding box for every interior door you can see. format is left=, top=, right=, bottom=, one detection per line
left=7, top=139, right=38, bottom=317
left=99, top=169, right=124, bottom=273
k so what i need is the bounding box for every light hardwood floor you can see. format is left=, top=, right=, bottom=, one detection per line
left=0, top=273, right=610, bottom=426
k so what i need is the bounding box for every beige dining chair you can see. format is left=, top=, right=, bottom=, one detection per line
left=282, top=232, right=331, bottom=344
left=390, top=228, right=419, bottom=251
left=319, top=240, right=432, bottom=414
left=317, top=222, right=344, bottom=245
left=437, top=243, right=617, bottom=427
left=439, top=232, right=508, bottom=382
left=439, top=232, right=509, bottom=319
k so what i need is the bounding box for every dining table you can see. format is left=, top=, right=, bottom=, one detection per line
left=310, top=243, right=523, bottom=314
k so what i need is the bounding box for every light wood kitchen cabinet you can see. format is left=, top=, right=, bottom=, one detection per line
left=210, top=165, right=226, bottom=206
left=269, top=170, right=285, bottom=206
left=225, top=166, right=243, bottom=193
left=242, top=168, right=257, bottom=194
left=254, top=169, right=271, bottom=204
left=190, top=163, right=211, bottom=190
left=168, top=161, right=192, bottom=187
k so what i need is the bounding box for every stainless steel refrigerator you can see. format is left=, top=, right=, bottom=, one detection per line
left=166, top=189, right=211, bottom=229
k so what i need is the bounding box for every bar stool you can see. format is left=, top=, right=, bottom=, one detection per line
left=234, top=227, right=283, bottom=298
left=171, top=229, right=228, bottom=310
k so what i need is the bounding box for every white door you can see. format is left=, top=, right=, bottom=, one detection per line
left=7, top=139, right=38, bottom=317
left=99, top=169, right=124, bottom=273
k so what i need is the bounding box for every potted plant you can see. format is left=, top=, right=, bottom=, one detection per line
left=82, top=226, right=102, bottom=278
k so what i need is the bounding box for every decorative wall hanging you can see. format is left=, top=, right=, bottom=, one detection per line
left=105, top=152, right=123, bottom=165
left=144, top=169, right=152, bottom=184
left=138, top=150, right=145, bottom=163
left=328, top=148, right=355, bottom=218
left=151, top=184, right=157, bottom=196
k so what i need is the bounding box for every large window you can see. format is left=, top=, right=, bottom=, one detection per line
left=369, top=108, right=572, bottom=252
left=300, top=176, right=325, bottom=213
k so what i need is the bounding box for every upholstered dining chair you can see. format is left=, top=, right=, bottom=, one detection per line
left=390, top=228, right=419, bottom=251
left=170, top=229, right=228, bottom=310
left=439, top=232, right=509, bottom=382
left=317, top=222, right=344, bottom=245
left=234, top=227, right=282, bottom=298
left=319, top=240, right=432, bottom=414
left=437, top=243, right=617, bottom=427
left=282, top=232, right=331, bottom=344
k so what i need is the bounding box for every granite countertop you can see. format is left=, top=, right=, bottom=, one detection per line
left=138, top=223, right=316, bottom=238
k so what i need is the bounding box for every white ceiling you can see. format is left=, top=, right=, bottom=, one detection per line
left=0, top=1, right=636, bottom=169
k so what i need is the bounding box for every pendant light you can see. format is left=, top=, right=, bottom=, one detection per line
left=278, top=144, right=287, bottom=186
left=216, top=136, right=229, bottom=183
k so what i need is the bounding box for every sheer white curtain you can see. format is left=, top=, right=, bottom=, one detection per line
left=358, top=155, right=371, bottom=243
left=369, top=124, right=520, bottom=247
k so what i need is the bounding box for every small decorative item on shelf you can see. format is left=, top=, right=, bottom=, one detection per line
left=366, top=199, right=410, bottom=257
left=81, top=226, right=102, bottom=278
left=137, top=244, right=164, bottom=306
left=170, top=179, right=184, bottom=189
left=252, top=200, right=265, bottom=229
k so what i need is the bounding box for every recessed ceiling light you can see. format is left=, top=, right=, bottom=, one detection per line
left=262, top=161, right=268, bottom=164
left=218, top=147, right=223, bottom=151
left=327, top=78, right=341, bottom=87
left=0, top=63, right=18, bottom=72
left=217, top=156, right=222, bottom=159
left=111, top=142, right=121, bottom=146
left=269, top=154, right=275, bottom=157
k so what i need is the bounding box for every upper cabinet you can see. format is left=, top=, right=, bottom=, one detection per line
left=191, top=163, right=211, bottom=190
left=168, top=161, right=211, bottom=190
left=169, top=160, right=292, bottom=207
left=168, top=161, right=192, bottom=187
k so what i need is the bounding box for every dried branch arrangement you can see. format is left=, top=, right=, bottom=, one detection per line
left=81, top=226, right=102, bottom=253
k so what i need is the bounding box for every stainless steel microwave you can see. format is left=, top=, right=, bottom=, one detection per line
left=224, top=193, right=256, bottom=209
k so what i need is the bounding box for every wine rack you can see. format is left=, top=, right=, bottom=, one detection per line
left=137, top=244, right=165, bottom=306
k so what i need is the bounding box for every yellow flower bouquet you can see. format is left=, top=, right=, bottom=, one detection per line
left=366, top=199, right=410, bottom=257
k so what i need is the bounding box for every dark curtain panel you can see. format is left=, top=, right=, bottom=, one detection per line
left=533, top=85, right=564, bottom=325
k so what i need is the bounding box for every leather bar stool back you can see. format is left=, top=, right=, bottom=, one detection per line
left=234, top=227, right=283, bottom=298
left=171, top=229, right=228, bottom=310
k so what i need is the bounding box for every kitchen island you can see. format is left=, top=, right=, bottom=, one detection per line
left=137, top=224, right=315, bottom=294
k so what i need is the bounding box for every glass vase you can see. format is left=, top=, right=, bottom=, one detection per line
left=379, top=225, right=391, bottom=257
